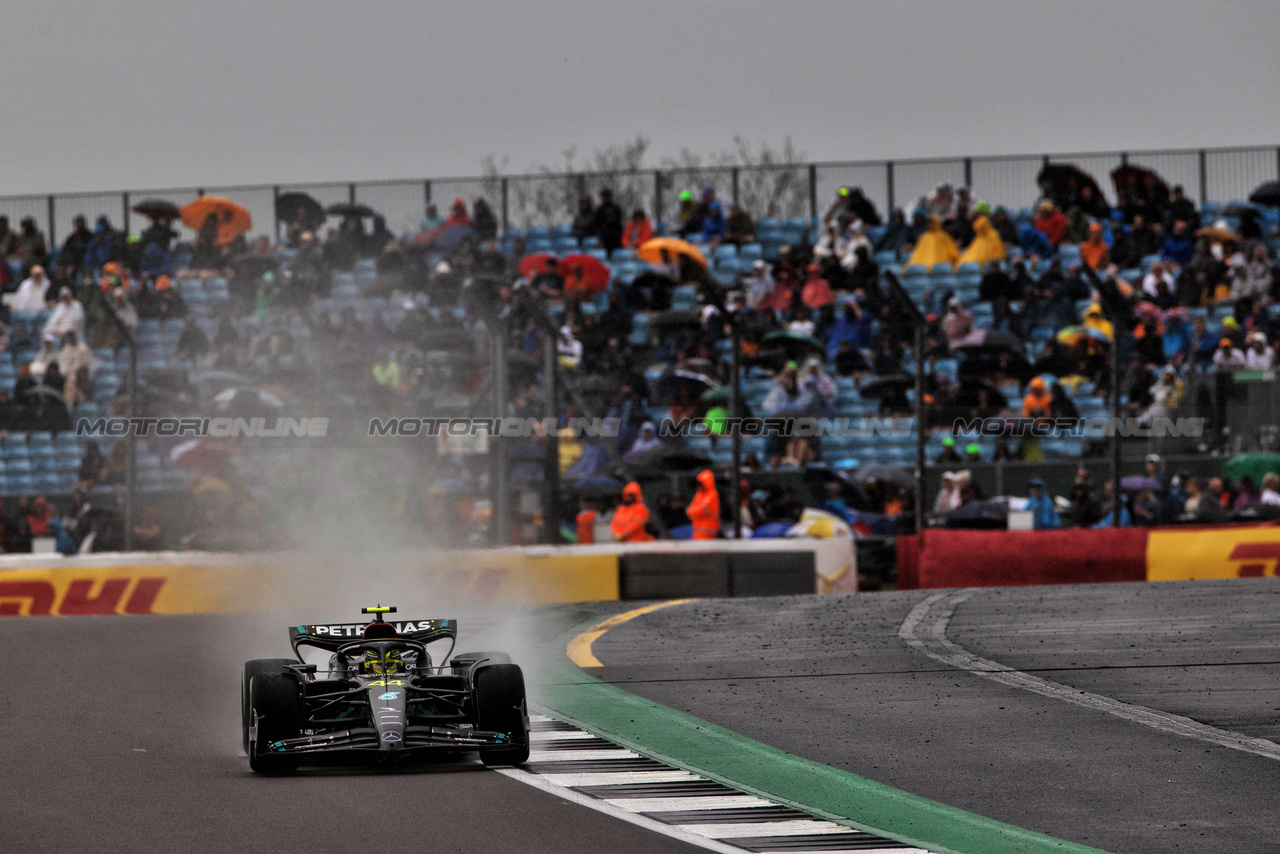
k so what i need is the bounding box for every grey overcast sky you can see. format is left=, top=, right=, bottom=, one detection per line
left=5, top=0, right=1278, bottom=195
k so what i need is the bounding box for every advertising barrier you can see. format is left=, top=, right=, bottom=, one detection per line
left=898, top=524, right=1280, bottom=589
left=1147, top=526, right=1280, bottom=581
left=0, top=537, right=852, bottom=617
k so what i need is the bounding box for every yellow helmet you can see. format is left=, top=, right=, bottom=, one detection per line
left=361, top=648, right=405, bottom=675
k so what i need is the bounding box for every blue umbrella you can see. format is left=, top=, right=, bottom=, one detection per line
left=752, top=522, right=793, bottom=539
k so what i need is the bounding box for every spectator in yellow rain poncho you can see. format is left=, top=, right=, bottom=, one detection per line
left=905, top=216, right=959, bottom=271
left=957, top=212, right=1006, bottom=268
left=1082, top=304, right=1114, bottom=341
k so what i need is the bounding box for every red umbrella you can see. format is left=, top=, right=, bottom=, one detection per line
left=559, top=253, right=611, bottom=296
left=518, top=253, right=559, bottom=279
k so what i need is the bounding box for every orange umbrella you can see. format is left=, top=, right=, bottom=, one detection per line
left=518, top=253, right=559, bottom=279
left=637, top=237, right=707, bottom=269
left=559, top=253, right=611, bottom=296
left=180, top=196, right=252, bottom=246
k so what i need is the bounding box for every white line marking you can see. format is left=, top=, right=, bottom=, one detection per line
left=496, top=767, right=748, bottom=854
left=684, top=820, right=852, bottom=838
left=899, top=589, right=1280, bottom=762
left=528, top=748, right=639, bottom=762
left=528, top=771, right=701, bottom=786
left=776, top=850, right=928, bottom=854
left=530, top=730, right=599, bottom=741
left=605, top=796, right=774, bottom=812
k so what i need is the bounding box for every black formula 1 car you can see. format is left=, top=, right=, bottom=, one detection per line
left=241, top=606, right=529, bottom=773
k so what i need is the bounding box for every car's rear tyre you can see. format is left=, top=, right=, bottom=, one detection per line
left=242, top=659, right=296, bottom=755
left=475, top=663, right=529, bottom=766
left=248, top=672, right=303, bottom=774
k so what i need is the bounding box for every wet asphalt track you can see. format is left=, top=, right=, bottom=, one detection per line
left=8, top=580, right=1280, bottom=854
left=0, top=612, right=702, bottom=854
left=591, top=578, right=1280, bottom=854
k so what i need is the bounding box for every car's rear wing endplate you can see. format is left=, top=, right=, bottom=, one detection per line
left=288, top=619, right=456, bottom=651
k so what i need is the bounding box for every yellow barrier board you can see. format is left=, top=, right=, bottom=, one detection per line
left=0, top=551, right=620, bottom=617
left=1147, top=528, right=1280, bottom=581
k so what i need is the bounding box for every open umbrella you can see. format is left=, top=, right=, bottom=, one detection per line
left=518, top=253, right=559, bottom=279
left=858, top=373, right=913, bottom=398
left=131, top=199, right=181, bottom=220
left=559, top=254, right=612, bottom=297
left=1223, top=452, right=1280, bottom=485
left=275, top=192, right=325, bottom=231
left=787, top=508, right=854, bottom=539
left=431, top=224, right=476, bottom=251
left=571, top=474, right=626, bottom=499
left=953, top=329, right=1024, bottom=355
left=1037, top=163, right=1110, bottom=218
left=1248, top=180, right=1280, bottom=208
left=212, top=386, right=283, bottom=416
left=1195, top=224, right=1239, bottom=244
left=856, top=465, right=915, bottom=490
left=946, top=498, right=1009, bottom=529
left=1111, top=164, right=1170, bottom=208
left=653, top=369, right=718, bottom=403
left=617, top=445, right=712, bottom=477
left=1120, top=475, right=1162, bottom=492
left=326, top=202, right=377, bottom=218
left=171, top=439, right=236, bottom=478
left=180, top=196, right=252, bottom=246
left=762, top=330, right=825, bottom=362
left=1230, top=503, right=1280, bottom=522
left=1057, top=325, right=1112, bottom=346
left=637, top=237, right=708, bottom=269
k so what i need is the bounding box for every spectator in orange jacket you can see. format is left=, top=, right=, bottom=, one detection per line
left=686, top=470, right=720, bottom=540
left=622, top=209, right=653, bottom=249
left=1079, top=222, right=1110, bottom=270
left=611, top=482, right=655, bottom=542
left=1022, top=376, right=1053, bottom=418
left=1033, top=201, right=1067, bottom=247
left=576, top=500, right=598, bottom=544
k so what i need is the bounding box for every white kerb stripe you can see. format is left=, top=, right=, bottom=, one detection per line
left=684, top=820, right=853, bottom=839
left=606, top=796, right=774, bottom=812
left=496, top=767, right=747, bottom=854
left=527, top=749, right=638, bottom=762
left=530, top=771, right=701, bottom=786
left=530, top=730, right=599, bottom=741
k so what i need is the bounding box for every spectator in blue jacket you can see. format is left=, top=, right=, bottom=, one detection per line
left=1093, top=482, right=1131, bottom=527
left=1019, top=222, right=1053, bottom=258
left=700, top=201, right=726, bottom=243
left=1027, top=479, right=1060, bottom=529
left=1161, top=220, right=1194, bottom=265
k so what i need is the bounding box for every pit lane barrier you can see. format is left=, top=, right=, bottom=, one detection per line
left=0, top=538, right=854, bottom=616
left=896, top=523, right=1280, bottom=589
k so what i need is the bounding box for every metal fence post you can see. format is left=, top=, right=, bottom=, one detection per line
left=1275, top=146, right=1280, bottom=179
left=501, top=177, right=509, bottom=231
left=272, top=185, right=281, bottom=241
left=1198, top=150, right=1208, bottom=206
left=731, top=167, right=740, bottom=208
left=1120, top=152, right=1129, bottom=167
left=46, top=195, right=55, bottom=249
left=653, top=171, right=663, bottom=230
left=886, top=161, right=895, bottom=211
left=424, top=180, right=431, bottom=206
left=963, top=157, right=972, bottom=189
left=348, top=183, right=356, bottom=205
left=122, top=192, right=130, bottom=236
left=807, top=164, right=818, bottom=222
